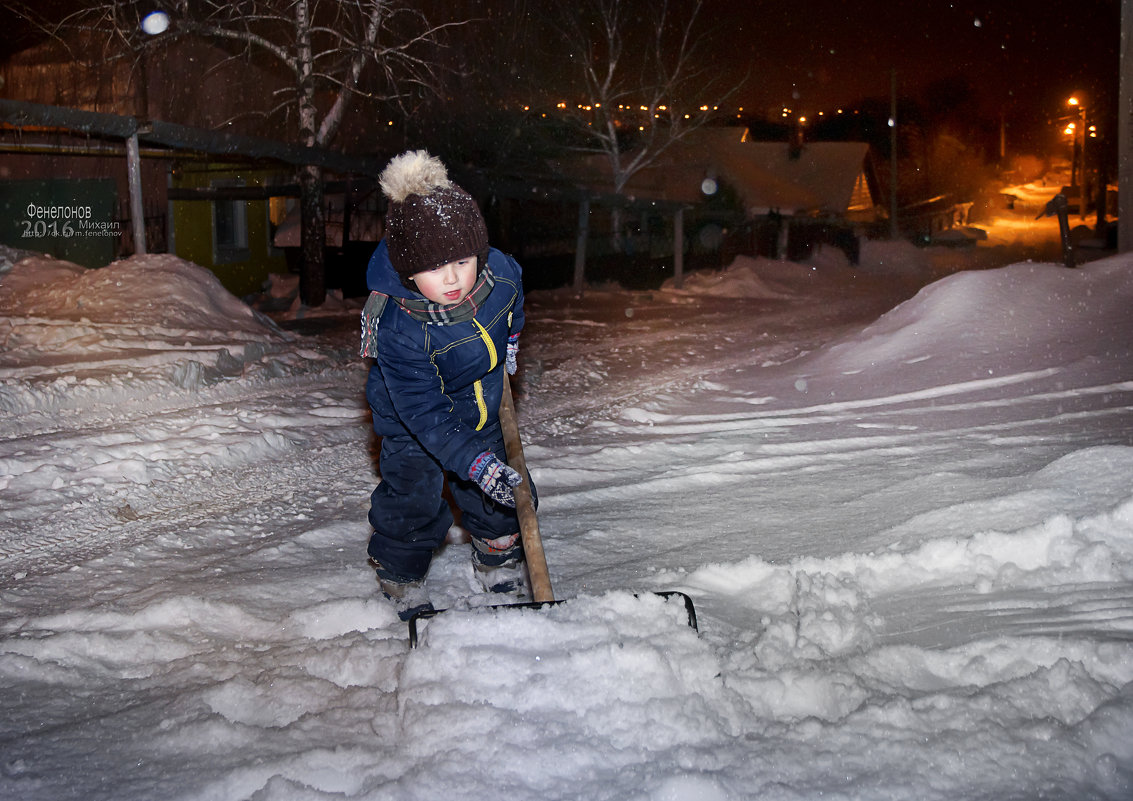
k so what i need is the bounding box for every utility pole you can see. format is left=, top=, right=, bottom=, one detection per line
left=999, top=111, right=1007, bottom=164
left=1079, top=103, right=1088, bottom=221
left=1120, top=0, right=1133, bottom=251
left=889, top=68, right=899, bottom=240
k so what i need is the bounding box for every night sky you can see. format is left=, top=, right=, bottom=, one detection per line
left=718, top=0, right=1120, bottom=123
left=2, top=0, right=1122, bottom=146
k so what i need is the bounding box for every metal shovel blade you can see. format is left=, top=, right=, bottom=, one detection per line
left=404, top=372, right=697, bottom=647
left=408, top=591, right=698, bottom=648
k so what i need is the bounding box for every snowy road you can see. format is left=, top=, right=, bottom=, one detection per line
left=2, top=223, right=1133, bottom=800
left=0, top=358, right=372, bottom=581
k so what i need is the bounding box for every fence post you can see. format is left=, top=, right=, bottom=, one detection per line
left=673, top=207, right=684, bottom=289
left=572, top=198, right=589, bottom=293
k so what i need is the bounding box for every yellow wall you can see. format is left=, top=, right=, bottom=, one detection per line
left=170, top=165, right=290, bottom=298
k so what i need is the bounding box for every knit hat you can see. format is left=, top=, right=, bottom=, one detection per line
left=379, top=150, right=489, bottom=285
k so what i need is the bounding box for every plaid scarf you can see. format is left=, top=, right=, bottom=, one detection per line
left=392, top=268, right=495, bottom=324
left=360, top=268, right=495, bottom=357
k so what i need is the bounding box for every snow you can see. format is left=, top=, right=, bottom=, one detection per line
left=1, top=190, right=1132, bottom=801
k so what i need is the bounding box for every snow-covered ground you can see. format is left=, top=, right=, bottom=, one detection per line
left=1, top=187, right=1132, bottom=801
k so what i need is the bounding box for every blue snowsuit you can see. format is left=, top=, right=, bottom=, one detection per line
left=363, top=240, right=532, bottom=581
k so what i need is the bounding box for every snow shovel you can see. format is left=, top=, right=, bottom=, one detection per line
left=407, top=372, right=697, bottom=646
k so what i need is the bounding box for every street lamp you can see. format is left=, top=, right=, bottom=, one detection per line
left=141, top=10, right=170, bottom=35
left=1068, top=95, right=1087, bottom=218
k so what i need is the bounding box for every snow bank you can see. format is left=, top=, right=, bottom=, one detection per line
left=0, top=253, right=315, bottom=422
left=247, top=272, right=365, bottom=319
left=660, top=254, right=798, bottom=298
left=0, top=253, right=278, bottom=333
left=793, top=257, right=1133, bottom=397
left=659, top=238, right=989, bottom=304
left=0, top=243, right=36, bottom=274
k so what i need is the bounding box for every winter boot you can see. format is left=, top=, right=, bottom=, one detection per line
left=471, top=533, right=529, bottom=598
left=369, top=559, right=433, bottom=621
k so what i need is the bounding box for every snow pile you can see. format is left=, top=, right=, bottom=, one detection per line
left=247, top=272, right=365, bottom=318
left=2, top=228, right=1133, bottom=800
left=661, top=254, right=798, bottom=298
left=858, top=236, right=933, bottom=273
left=795, top=258, right=1133, bottom=396
left=0, top=243, right=36, bottom=274
left=0, top=254, right=274, bottom=332
left=1003, top=178, right=1069, bottom=213
left=0, top=255, right=319, bottom=423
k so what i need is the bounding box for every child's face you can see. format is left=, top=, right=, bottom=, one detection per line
left=410, top=256, right=477, bottom=305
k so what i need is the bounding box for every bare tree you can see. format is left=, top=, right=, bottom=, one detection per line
left=546, top=0, right=743, bottom=249
left=16, top=0, right=461, bottom=306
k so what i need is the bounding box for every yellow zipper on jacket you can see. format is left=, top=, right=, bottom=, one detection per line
left=470, top=319, right=498, bottom=431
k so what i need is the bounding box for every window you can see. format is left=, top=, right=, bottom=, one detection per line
left=211, top=180, right=249, bottom=264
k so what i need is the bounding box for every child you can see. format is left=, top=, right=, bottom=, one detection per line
left=360, top=150, right=532, bottom=620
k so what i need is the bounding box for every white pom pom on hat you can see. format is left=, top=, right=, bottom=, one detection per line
left=379, top=150, right=452, bottom=204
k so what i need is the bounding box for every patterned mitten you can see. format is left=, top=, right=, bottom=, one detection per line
left=469, top=451, right=522, bottom=508
left=506, top=332, right=520, bottom=375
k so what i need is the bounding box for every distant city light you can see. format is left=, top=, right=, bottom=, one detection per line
left=512, top=99, right=871, bottom=125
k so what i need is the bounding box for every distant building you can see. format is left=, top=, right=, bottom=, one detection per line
left=629, top=128, right=882, bottom=222
left=0, top=31, right=379, bottom=296
left=544, top=127, right=883, bottom=266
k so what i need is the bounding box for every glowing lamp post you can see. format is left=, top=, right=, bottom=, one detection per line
left=1068, top=96, right=1087, bottom=219
left=141, top=10, right=170, bottom=35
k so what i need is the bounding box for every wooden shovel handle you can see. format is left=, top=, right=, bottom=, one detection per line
left=499, top=372, right=555, bottom=603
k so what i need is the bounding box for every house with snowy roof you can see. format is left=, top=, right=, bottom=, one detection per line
left=630, top=127, right=881, bottom=221
left=542, top=127, right=883, bottom=271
